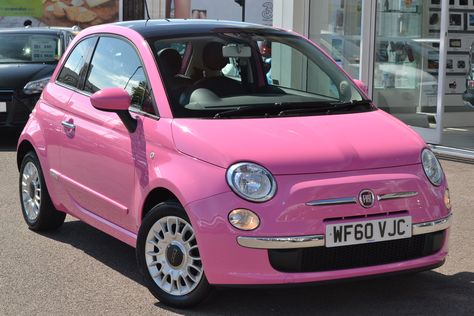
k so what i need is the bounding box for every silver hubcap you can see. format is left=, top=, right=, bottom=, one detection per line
left=21, top=161, right=41, bottom=222
left=145, top=216, right=203, bottom=296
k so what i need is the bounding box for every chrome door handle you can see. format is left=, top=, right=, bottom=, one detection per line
left=61, top=120, right=75, bottom=130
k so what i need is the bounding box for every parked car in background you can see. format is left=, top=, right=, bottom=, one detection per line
left=0, top=27, right=77, bottom=127
left=17, top=20, right=451, bottom=308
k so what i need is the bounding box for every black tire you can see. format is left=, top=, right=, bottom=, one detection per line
left=136, top=201, right=211, bottom=308
left=19, top=151, right=66, bottom=231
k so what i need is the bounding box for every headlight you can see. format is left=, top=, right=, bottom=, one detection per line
left=23, top=77, right=51, bottom=95
left=226, top=162, right=276, bottom=202
left=421, top=149, right=444, bottom=186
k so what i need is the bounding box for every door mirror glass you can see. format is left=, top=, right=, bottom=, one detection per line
left=462, top=42, right=474, bottom=108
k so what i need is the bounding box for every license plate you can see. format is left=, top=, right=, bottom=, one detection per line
left=325, top=216, right=412, bottom=248
left=0, top=102, right=6, bottom=112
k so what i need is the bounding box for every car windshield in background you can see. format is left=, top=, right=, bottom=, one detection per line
left=149, top=32, right=370, bottom=119
left=0, top=34, right=60, bottom=63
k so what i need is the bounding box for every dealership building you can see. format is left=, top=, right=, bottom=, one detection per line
left=1, top=0, right=473, bottom=160
left=148, top=0, right=474, bottom=159
left=271, top=0, right=474, bottom=160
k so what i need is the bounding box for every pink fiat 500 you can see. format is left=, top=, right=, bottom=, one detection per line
left=17, top=20, right=452, bottom=307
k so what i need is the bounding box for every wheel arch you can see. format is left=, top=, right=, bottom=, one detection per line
left=140, top=187, right=181, bottom=220
left=17, top=140, right=36, bottom=171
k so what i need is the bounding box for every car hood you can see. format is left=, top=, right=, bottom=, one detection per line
left=0, top=63, right=55, bottom=90
left=171, top=110, right=426, bottom=175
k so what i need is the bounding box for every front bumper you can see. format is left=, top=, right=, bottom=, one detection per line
left=0, top=90, right=37, bottom=127
left=185, top=164, right=451, bottom=285
left=237, top=214, right=452, bottom=249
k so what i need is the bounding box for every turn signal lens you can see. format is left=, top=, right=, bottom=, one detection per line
left=228, top=209, right=260, bottom=231
left=444, top=189, right=452, bottom=210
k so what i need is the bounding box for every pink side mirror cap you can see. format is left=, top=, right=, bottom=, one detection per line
left=90, top=88, right=131, bottom=112
left=353, top=79, right=369, bottom=95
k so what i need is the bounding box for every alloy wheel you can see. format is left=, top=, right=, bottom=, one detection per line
left=144, top=216, right=203, bottom=296
left=21, top=161, right=42, bottom=222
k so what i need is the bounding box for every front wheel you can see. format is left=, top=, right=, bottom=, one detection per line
left=19, top=151, right=66, bottom=231
left=136, top=202, right=211, bottom=308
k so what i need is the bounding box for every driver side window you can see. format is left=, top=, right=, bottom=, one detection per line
left=84, top=36, right=155, bottom=115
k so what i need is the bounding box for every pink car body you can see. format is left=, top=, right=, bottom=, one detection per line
left=17, top=20, right=451, bottom=301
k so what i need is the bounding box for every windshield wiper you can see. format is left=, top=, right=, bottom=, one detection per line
left=212, top=100, right=372, bottom=118
left=213, top=102, right=288, bottom=118
left=329, top=99, right=372, bottom=108
left=277, top=99, right=372, bottom=116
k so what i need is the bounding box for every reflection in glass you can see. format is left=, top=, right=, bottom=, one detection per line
left=308, top=0, right=362, bottom=79
left=374, top=0, right=438, bottom=129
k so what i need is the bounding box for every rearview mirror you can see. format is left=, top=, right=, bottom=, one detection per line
left=91, top=88, right=137, bottom=133
left=222, top=44, right=251, bottom=58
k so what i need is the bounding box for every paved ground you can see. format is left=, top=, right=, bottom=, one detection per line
left=1, top=129, right=473, bottom=315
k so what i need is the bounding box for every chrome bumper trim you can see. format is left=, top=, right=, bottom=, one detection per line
left=237, top=214, right=452, bottom=249
left=377, top=191, right=418, bottom=201
left=306, top=197, right=356, bottom=206
left=237, top=235, right=325, bottom=249
left=306, top=191, right=418, bottom=207
left=412, top=214, right=452, bottom=236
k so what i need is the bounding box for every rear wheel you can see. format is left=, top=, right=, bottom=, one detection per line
left=136, top=202, right=211, bottom=308
left=19, top=151, right=66, bottom=231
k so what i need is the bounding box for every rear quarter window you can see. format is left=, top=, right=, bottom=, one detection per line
left=57, top=37, right=96, bottom=89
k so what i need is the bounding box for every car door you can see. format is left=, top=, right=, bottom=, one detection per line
left=58, top=36, right=155, bottom=233
left=42, top=37, right=96, bottom=205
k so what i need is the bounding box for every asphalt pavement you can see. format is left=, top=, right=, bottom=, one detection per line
left=1, top=129, right=473, bottom=315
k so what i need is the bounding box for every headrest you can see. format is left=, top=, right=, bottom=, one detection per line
left=202, top=42, right=228, bottom=71
left=158, top=48, right=182, bottom=77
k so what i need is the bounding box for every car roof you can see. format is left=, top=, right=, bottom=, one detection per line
left=114, top=19, right=288, bottom=39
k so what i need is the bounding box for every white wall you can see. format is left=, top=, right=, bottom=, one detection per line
left=192, top=0, right=272, bottom=25
left=245, top=0, right=273, bottom=26
left=148, top=0, right=166, bottom=19
left=149, top=0, right=273, bottom=25
left=191, top=0, right=241, bottom=21
left=272, top=0, right=307, bottom=34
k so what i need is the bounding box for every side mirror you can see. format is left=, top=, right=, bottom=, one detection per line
left=353, top=79, right=369, bottom=95
left=90, top=88, right=137, bottom=133
left=462, top=42, right=474, bottom=109
left=91, top=87, right=131, bottom=111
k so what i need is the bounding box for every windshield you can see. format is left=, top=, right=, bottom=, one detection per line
left=0, top=33, right=61, bottom=63
left=149, top=31, right=370, bottom=119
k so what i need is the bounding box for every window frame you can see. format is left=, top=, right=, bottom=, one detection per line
left=55, top=35, right=98, bottom=92
left=56, top=34, right=159, bottom=119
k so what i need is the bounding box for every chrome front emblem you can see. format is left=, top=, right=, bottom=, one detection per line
left=359, top=189, right=375, bottom=208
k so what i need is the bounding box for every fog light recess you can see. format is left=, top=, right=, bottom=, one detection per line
left=228, top=209, right=260, bottom=231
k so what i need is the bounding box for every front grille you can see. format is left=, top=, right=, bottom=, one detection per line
left=0, top=90, right=14, bottom=102
left=268, top=231, right=445, bottom=273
